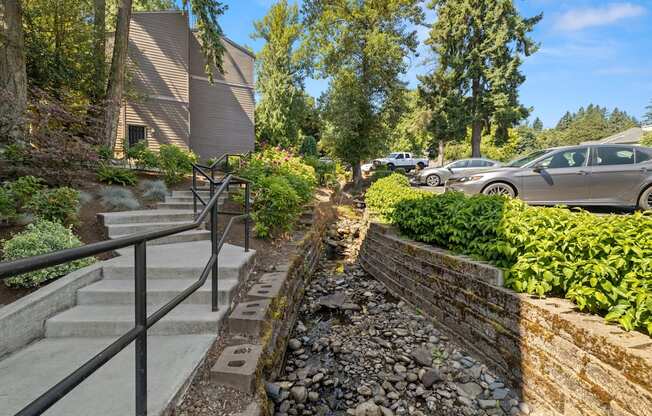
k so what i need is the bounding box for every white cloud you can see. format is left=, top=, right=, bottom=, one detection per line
left=555, top=2, right=646, bottom=31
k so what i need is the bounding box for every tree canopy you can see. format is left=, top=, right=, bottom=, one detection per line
left=303, top=0, right=424, bottom=183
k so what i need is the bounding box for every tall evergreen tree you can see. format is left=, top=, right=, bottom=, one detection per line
left=426, top=0, right=541, bottom=157
left=532, top=117, right=543, bottom=131
left=644, top=99, right=652, bottom=126
left=252, top=0, right=307, bottom=149
left=303, top=0, right=424, bottom=184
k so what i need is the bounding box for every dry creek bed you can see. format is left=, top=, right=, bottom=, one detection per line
left=266, top=216, right=534, bottom=416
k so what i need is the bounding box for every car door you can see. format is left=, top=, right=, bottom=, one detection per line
left=518, top=147, right=590, bottom=204
left=588, top=146, right=639, bottom=205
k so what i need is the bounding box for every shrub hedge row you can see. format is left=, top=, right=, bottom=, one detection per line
left=367, top=174, right=652, bottom=335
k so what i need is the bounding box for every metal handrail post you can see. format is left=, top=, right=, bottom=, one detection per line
left=192, top=167, right=197, bottom=218
left=135, top=241, right=147, bottom=416
left=244, top=182, right=250, bottom=253
left=210, top=179, right=219, bottom=312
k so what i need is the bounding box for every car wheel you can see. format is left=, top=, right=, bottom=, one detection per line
left=482, top=182, right=515, bottom=198
left=426, top=174, right=441, bottom=187
left=387, top=163, right=395, bottom=171
left=638, top=185, right=652, bottom=210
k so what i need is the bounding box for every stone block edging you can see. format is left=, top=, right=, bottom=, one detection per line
left=359, top=222, right=652, bottom=416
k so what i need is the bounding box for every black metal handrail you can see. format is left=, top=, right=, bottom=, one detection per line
left=0, top=170, right=251, bottom=416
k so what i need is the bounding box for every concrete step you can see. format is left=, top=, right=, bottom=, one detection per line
left=105, top=241, right=256, bottom=282
left=171, top=190, right=215, bottom=198
left=164, top=196, right=226, bottom=204
left=0, top=335, right=215, bottom=416
left=77, top=278, right=239, bottom=306
left=110, top=229, right=211, bottom=245
left=99, top=209, right=196, bottom=225
left=157, top=202, right=200, bottom=210
left=106, top=221, right=202, bottom=238
left=45, top=304, right=228, bottom=337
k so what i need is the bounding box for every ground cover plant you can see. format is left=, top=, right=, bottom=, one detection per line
left=237, top=146, right=317, bottom=238
left=366, top=175, right=652, bottom=335
left=2, top=220, right=95, bottom=288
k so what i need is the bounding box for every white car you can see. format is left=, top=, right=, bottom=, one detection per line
left=414, top=158, right=501, bottom=187
left=372, top=152, right=429, bottom=172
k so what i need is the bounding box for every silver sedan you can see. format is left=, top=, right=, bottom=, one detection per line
left=446, top=144, right=652, bottom=210
left=413, top=158, right=501, bottom=187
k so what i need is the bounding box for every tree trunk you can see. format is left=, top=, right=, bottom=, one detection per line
left=437, top=139, right=445, bottom=166
left=352, top=160, right=362, bottom=186
left=0, top=0, right=27, bottom=141
left=91, top=0, right=106, bottom=104
left=471, top=120, right=482, bottom=157
left=102, top=0, right=132, bottom=150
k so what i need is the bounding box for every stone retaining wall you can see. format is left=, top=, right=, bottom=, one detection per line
left=359, top=222, right=652, bottom=416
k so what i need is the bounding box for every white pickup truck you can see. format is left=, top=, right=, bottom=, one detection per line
left=372, top=152, right=429, bottom=172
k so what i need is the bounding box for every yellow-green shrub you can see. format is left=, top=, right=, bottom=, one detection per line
left=365, top=173, right=425, bottom=220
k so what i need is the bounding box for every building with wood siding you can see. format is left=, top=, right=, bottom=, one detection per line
left=116, top=11, right=255, bottom=160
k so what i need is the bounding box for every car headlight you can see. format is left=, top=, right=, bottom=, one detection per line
left=457, top=175, right=484, bottom=183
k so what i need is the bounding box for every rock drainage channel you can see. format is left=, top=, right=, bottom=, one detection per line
left=266, top=215, right=533, bottom=416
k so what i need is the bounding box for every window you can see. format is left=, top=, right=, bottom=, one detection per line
left=636, top=149, right=651, bottom=164
left=128, top=125, right=146, bottom=147
left=449, top=160, right=470, bottom=169
left=538, top=149, right=587, bottom=169
left=395, top=153, right=404, bottom=159
left=593, top=146, right=634, bottom=166
left=469, top=159, right=492, bottom=167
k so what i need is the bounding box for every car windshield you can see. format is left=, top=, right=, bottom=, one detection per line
left=505, top=150, right=549, bottom=167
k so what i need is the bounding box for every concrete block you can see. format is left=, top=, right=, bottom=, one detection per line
left=211, top=344, right=262, bottom=394
left=258, top=271, right=287, bottom=286
left=246, top=280, right=283, bottom=301
left=228, top=299, right=271, bottom=337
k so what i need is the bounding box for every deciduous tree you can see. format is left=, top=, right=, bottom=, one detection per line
left=426, top=0, right=541, bottom=157
left=303, top=0, right=424, bottom=185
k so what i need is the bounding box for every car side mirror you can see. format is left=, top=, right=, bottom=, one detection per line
left=532, top=164, right=544, bottom=173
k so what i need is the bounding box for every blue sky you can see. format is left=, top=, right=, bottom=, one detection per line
left=182, top=0, right=652, bottom=128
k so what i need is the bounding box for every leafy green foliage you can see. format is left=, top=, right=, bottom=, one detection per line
left=25, top=187, right=81, bottom=226
left=126, top=141, right=159, bottom=169
left=249, top=175, right=301, bottom=238
left=6, top=176, right=45, bottom=208
left=237, top=147, right=317, bottom=237
left=377, top=182, right=652, bottom=335
left=299, top=135, right=318, bottom=157
left=0, top=187, right=17, bottom=222
left=641, top=132, right=652, bottom=147
left=97, top=165, right=138, bottom=186
left=2, top=220, right=95, bottom=288
left=365, top=174, right=425, bottom=220
left=158, top=145, right=198, bottom=185
left=303, top=156, right=338, bottom=187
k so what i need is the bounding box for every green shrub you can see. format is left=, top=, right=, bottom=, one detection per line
left=3, top=220, right=95, bottom=288
left=26, top=187, right=81, bottom=225
left=158, top=144, right=198, bottom=184
left=641, top=132, right=652, bottom=147
left=126, top=142, right=159, bottom=169
left=365, top=173, right=425, bottom=220
left=304, top=156, right=338, bottom=187
left=97, top=145, right=114, bottom=161
left=237, top=147, right=317, bottom=238
left=99, top=186, right=140, bottom=211
left=299, top=135, right=318, bottom=157
left=97, top=165, right=138, bottom=186
left=8, top=176, right=45, bottom=207
left=0, top=187, right=17, bottom=221
left=386, top=188, right=652, bottom=335
left=369, top=165, right=392, bottom=182
left=250, top=175, right=300, bottom=238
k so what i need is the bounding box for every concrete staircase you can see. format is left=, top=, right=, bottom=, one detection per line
left=0, top=240, right=256, bottom=415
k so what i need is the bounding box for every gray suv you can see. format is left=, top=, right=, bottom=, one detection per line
left=446, top=144, right=652, bottom=210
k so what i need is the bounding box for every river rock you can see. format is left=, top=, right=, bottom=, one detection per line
left=410, top=348, right=432, bottom=367
left=355, top=401, right=382, bottom=416
left=290, top=386, right=308, bottom=403
left=421, top=369, right=442, bottom=388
